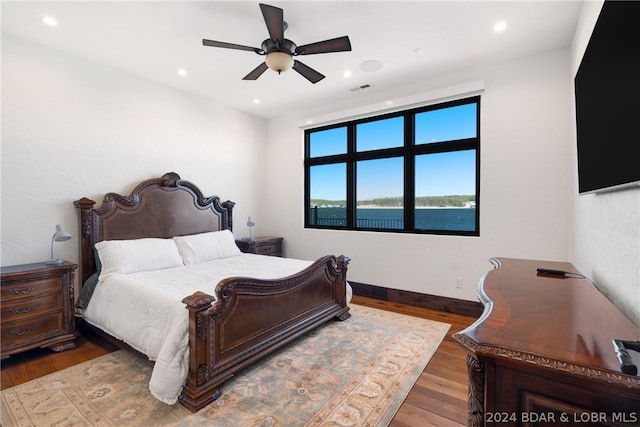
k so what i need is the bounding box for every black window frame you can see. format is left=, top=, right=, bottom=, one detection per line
left=304, top=96, right=480, bottom=236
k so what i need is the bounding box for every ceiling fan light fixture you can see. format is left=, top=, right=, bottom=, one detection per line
left=265, top=51, right=294, bottom=74
left=202, top=4, right=350, bottom=83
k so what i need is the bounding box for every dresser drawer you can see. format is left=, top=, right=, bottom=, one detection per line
left=1, top=312, right=64, bottom=347
left=1, top=293, right=63, bottom=322
left=1, top=276, right=62, bottom=302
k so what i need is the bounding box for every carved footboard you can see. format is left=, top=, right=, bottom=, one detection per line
left=180, top=254, right=350, bottom=412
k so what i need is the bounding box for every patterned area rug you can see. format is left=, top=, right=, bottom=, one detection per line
left=1, top=304, right=450, bottom=427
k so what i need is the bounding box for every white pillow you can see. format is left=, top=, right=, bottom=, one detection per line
left=95, top=238, right=183, bottom=281
left=173, top=230, right=241, bottom=265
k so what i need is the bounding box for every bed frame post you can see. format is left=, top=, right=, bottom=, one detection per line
left=336, top=255, right=352, bottom=320
left=180, top=291, right=226, bottom=412
left=73, top=197, right=97, bottom=285
left=222, top=200, right=234, bottom=231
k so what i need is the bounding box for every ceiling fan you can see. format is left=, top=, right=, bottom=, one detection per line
left=202, top=3, right=352, bottom=84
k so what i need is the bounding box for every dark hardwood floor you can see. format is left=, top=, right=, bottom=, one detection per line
left=1, top=296, right=477, bottom=426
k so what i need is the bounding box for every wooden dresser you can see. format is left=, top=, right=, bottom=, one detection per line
left=235, top=236, right=283, bottom=257
left=453, top=258, right=639, bottom=426
left=1, top=261, right=78, bottom=359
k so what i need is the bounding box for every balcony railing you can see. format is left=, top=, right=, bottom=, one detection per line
left=309, top=208, right=404, bottom=229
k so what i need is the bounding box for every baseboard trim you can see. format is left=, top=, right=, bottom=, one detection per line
left=350, top=281, right=483, bottom=318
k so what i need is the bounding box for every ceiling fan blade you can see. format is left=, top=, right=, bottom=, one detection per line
left=203, top=39, right=260, bottom=52
left=259, top=3, right=284, bottom=43
left=293, top=60, right=325, bottom=84
left=295, top=36, right=352, bottom=55
left=242, top=62, right=269, bottom=80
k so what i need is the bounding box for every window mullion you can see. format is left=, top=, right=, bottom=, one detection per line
left=346, top=124, right=356, bottom=229
left=404, top=113, right=415, bottom=231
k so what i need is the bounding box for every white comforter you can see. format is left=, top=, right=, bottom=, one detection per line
left=83, top=253, right=351, bottom=405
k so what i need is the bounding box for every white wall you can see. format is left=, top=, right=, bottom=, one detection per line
left=265, top=48, right=573, bottom=303
left=570, top=1, right=640, bottom=326
left=1, top=35, right=267, bottom=268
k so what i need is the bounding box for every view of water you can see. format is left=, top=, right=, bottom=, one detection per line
left=309, top=207, right=476, bottom=231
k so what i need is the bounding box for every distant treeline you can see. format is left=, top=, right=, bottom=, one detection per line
left=310, top=195, right=475, bottom=208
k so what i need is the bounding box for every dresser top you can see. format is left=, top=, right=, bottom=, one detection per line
left=455, top=257, right=638, bottom=378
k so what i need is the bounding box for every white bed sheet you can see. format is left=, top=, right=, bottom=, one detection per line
left=82, top=253, right=351, bottom=405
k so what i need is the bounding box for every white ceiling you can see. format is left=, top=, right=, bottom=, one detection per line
left=1, top=1, right=584, bottom=119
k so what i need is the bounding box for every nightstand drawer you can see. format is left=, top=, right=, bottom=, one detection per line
left=1, top=312, right=64, bottom=347
left=254, top=243, right=279, bottom=255
left=1, top=293, right=63, bottom=322
left=1, top=276, right=62, bottom=302
left=236, top=237, right=283, bottom=257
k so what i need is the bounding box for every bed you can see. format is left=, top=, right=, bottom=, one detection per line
left=73, top=172, right=351, bottom=412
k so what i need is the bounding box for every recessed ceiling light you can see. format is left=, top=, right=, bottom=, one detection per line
left=177, top=69, right=187, bottom=76
left=343, top=70, right=352, bottom=78
left=253, top=99, right=261, bottom=104
left=494, top=21, right=507, bottom=33
left=360, top=60, right=384, bottom=73
left=42, top=16, right=58, bottom=27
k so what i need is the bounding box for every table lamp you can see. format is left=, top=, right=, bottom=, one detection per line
left=247, top=216, right=255, bottom=241
left=46, top=224, right=71, bottom=265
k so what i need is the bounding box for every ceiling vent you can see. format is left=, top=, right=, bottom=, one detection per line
left=349, top=84, right=371, bottom=92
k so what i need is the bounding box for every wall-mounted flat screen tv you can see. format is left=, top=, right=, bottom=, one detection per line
left=574, top=0, right=640, bottom=194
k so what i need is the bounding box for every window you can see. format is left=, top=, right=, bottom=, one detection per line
left=305, top=96, right=480, bottom=236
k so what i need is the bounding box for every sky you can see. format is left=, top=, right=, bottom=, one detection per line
left=309, top=103, right=477, bottom=201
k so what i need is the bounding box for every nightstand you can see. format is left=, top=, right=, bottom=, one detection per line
left=235, top=236, right=283, bottom=257
left=1, top=261, right=79, bottom=359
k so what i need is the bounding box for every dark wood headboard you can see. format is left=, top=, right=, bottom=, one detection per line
left=73, top=172, right=235, bottom=284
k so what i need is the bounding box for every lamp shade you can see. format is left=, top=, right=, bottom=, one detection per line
left=53, top=224, right=71, bottom=242
left=265, top=52, right=294, bottom=74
